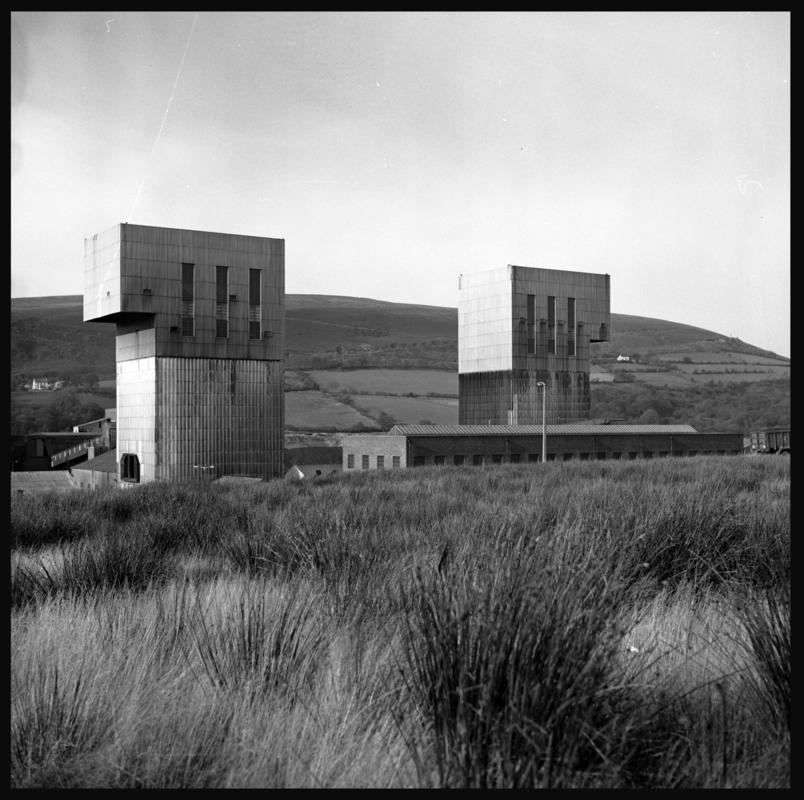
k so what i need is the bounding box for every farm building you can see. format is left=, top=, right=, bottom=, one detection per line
left=84, top=223, right=285, bottom=485
left=342, top=423, right=744, bottom=471
left=459, top=265, right=610, bottom=425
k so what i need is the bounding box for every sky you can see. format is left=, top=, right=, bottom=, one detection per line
left=11, top=11, right=789, bottom=357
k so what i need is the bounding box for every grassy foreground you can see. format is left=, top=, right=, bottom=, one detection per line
left=10, top=457, right=790, bottom=788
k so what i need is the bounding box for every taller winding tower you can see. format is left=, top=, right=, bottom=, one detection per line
left=84, top=223, right=284, bottom=484
left=459, top=264, right=610, bottom=425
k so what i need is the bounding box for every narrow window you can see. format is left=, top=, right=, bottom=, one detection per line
left=643, top=451, right=653, bottom=459
left=659, top=451, right=669, bottom=458
left=413, top=456, right=426, bottom=467
left=595, top=452, right=606, bottom=460
left=528, top=453, right=540, bottom=463
left=628, top=452, right=639, bottom=460
left=580, top=453, right=590, bottom=461
left=120, top=453, right=140, bottom=483
left=527, top=294, right=535, bottom=354
left=546, top=453, right=556, bottom=462
left=563, top=453, right=573, bottom=461
left=509, top=453, right=520, bottom=464
left=547, top=296, right=556, bottom=355
left=392, top=455, right=400, bottom=468
left=347, top=454, right=355, bottom=469
left=472, top=454, right=484, bottom=466
left=249, top=268, right=261, bottom=340
left=687, top=450, right=697, bottom=457
left=216, top=266, right=229, bottom=338
left=611, top=452, right=621, bottom=460
left=453, top=454, right=465, bottom=466
left=362, top=455, right=369, bottom=470
left=181, top=263, right=194, bottom=336
left=567, top=297, right=576, bottom=356
left=434, top=455, right=445, bottom=466
left=492, top=453, right=504, bottom=464
left=376, top=455, right=384, bottom=470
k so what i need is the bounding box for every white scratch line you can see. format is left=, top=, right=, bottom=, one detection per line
left=127, top=177, right=147, bottom=225
left=127, top=12, right=199, bottom=221
left=105, top=18, right=116, bottom=33
left=149, top=12, right=198, bottom=157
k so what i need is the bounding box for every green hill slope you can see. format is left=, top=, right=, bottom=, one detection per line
left=10, top=294, right=789, bottom=436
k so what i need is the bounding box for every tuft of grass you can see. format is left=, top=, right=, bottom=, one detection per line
left=394, top=554, right=635, bottom=788
left=11, top=658, right=113, bottom=787
left=188, top=577, right=325, bottom=699
left=11, top=524, right=174, bottom=608
left=733, top=583, right=790, bottom=741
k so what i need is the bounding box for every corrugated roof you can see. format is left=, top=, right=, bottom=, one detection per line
left=11, top=471, right=79, bottom=494
left=387, top=423, right=699, bottom=436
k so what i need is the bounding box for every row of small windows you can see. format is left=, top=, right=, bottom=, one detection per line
left=347, top=454, right=401, bottom=469
left=181, top=263, right=262, bottom=339
left=346, top=449, right=737, bottom=469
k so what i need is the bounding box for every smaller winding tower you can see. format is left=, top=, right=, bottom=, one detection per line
left=459, top=264, right=610, bottom=425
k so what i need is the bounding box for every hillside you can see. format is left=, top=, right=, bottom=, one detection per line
left=10, top=294, right=789, bottom=378
left=10, top=294, right=790, bottom=435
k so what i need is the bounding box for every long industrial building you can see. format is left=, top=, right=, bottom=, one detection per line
left=342, top=424, right=744, bottom=471
left=84, top=223, right=284, bottom=484
left=459, top=265, right=610, bottom=425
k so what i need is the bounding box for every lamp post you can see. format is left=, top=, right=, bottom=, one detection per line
left=536, top=381, right=546, bottom=463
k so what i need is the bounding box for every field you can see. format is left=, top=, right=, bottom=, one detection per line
left=352, top=394, right=459, bottom=425
left=11, top=457, right=790, bottom=788
left=306, top=369, right=458, bottom=396
left=284, top=391, right=379, bottom=431
left=11, top=390, right=115, bottom=412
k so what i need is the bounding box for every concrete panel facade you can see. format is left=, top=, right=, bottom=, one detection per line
left=459, top=265, right=610, bottom=425
left=85, top=224, right=285, bottom=483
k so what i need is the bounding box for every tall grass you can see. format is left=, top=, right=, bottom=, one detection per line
left=10, top=456, right=790, bottom=787
left=394, top=555, right=638, bottom=787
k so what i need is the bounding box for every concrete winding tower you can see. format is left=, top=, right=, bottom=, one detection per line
left=459, top=264, right=610, bottom=425
left=84, top=223, right=284, bottom=484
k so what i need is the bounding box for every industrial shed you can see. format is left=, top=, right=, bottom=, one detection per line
left=342, top=423, right=743, bottom=471
left=71, top=449, right=120, bottom=490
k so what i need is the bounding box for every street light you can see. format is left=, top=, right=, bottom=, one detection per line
left=536, top=381, right=547, bottom=463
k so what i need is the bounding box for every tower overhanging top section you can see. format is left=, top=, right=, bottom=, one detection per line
left=83, top=222, right=284, bottom=324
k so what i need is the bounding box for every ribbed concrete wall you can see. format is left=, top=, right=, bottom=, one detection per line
left=116, top=356, right=284, bottom=482
left=459, top=369, right=591, bottom=425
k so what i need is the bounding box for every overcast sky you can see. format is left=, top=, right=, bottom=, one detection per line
left=11, top=11, right=789, bottom=356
